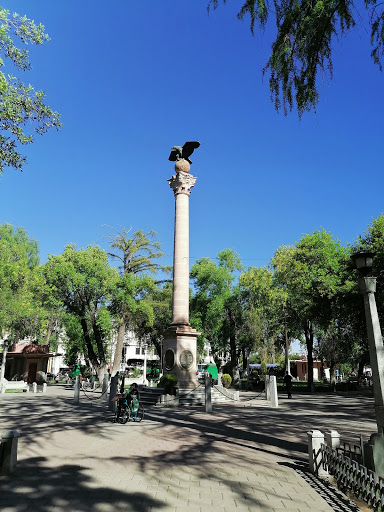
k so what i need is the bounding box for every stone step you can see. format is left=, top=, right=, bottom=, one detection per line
left=178, top=386, right=236, bottom=406
left=138, top=385, right=237, bottom=407
left=139, top=387, right=164, bottom=406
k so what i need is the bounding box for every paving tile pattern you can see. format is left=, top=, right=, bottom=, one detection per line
left=0, top=387, right=372, bottom=512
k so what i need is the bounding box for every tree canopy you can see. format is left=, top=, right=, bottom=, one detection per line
left=101, top=227, right=168, bottom=376
left=0, top=7, right=61, bottom=173
left=0, top=223, right=49, bottom=341
left=190, top=249, right=244, bottom=379
left=43, top=245, right=119, bottom=382
left=208, top=0, right=383, bottom=116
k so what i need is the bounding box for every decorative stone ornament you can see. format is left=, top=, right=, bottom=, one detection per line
left=175, top=159, right=190, bottom=174
left=179, top=350, right=194, bottom=370
left=164, top=349, right=175, bottom=371
left=168, top=172, right=197, bottom=197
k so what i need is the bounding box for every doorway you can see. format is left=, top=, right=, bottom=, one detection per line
left=27, top=362, right=37, bottom=383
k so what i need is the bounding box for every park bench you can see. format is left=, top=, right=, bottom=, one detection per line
left=0, top=379, right=29, bottom=393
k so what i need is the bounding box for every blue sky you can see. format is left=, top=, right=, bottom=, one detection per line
left=0, top=0, right=383, bottom=274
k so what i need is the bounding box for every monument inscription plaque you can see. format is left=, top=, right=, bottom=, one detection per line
left=179, top=349, right=193, bottom=370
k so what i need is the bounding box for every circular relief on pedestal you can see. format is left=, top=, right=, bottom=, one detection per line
left=179, top=349, right=194, bottom=370
left=164, top=349, right=175, bottom=371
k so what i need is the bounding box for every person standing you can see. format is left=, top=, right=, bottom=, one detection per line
left=283, top=371, right=293, bottom=399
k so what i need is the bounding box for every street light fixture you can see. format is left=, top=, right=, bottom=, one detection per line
left=351, top=249, right=375, bottom=277
left=352, top=249, right=384, bottom=476
left=351, top=249, right=384, bottom=431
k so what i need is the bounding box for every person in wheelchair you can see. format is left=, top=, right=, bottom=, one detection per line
left=114, top=382, right=140, bottom=422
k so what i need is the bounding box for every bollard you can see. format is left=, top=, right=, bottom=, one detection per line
left=74, top=375, right=80, bottom=404
left=269, top=376, right=278, bottom=408
left=325, top=430, right=340, bottom=450
left=32, top=382, right=37, bottom=393
left=205, top=372, right=212, bottom=413
left=0, top=430, right=20, bottom=475
left=43, top=383, right=47, bottom=394
left=108, top=374, right=118, bottom=412
left=308, top=430, right=328, bottom=477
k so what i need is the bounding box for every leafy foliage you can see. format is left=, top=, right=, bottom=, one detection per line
left=221, top=373, right=232, bottom=388
left=101, top=226, right=169, bottom=375
left=191, top=249, right=243, bottom=380
left=159, top=373, right=178, bottom=394
left=0, top=223, right=50, bottom=341
left=271, top=229, right=351, bottom=389
left=208, top=0, right=383, bottom=116
left=43, top=245, right=118, bottom=380
left=0, top=7, right=61, bottom=173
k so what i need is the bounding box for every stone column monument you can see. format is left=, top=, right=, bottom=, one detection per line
left=163, top=141, right=200, bottom=388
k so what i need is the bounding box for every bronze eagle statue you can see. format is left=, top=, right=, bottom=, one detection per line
left=168, top=141, right=200, bottom=164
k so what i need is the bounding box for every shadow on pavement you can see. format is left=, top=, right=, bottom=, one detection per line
left=0, top=456, right=164, bottom=512
left=278, top=460, right=362, bottom=512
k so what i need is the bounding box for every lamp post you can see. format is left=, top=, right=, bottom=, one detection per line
left=351, top=249, right=384, bottom=433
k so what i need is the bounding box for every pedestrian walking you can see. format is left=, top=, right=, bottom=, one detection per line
left=283, top=371, right=293, bottom=399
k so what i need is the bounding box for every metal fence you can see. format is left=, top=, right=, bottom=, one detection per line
left=321, top=443, right=384, bottom=511
left=336, top=436, right=364, bottom=465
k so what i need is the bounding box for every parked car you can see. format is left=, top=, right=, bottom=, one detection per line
left=196, top=364, right=218, bottom=384
left=196, top=363, right=208, bottom=381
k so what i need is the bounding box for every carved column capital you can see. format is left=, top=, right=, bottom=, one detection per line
left=168, top=173, right=197, bottom=196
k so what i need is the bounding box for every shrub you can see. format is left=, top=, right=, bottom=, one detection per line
left=221, top=374, right=232, bottom=388
left=159, top=373, right=178, bottom=394
left=36, top=371, right=47, bottom=384
left=335, top=381, right=360, bottom=392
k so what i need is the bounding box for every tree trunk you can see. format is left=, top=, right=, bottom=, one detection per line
left=329, top=360, right=336, bottom=383
left=305, top=321, right=314, bottom=393
left=95, top=364, right=107, bottom=386
left=228, top=311, right=239, bottom=383
left=242, top=348, right=247, bottom=372
left=80, top=318, right=100, bottom=368
left=285, top=323, right=291, bottom=374
left=111, top=318, right=126, bottom=377
left=358, top=358, right=365, bottom=379
left=90, top=312, right=106, bottom=366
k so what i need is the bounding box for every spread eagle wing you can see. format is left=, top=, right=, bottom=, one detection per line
left=182, top=141, right=200, bottom=163
left=168, top=146, right=183, bottom=162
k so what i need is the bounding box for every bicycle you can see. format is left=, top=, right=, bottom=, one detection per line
left=114, top=397, right=144, bottom=424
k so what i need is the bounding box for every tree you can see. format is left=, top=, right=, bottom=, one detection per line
left=271, top=229, right=349, bottom=390
left=359, top=213, right=384, bottom=320
left=43, top=245, right=118, bottom=382
left=240, top=265, right=300, bottom=373
left=190, top=249, right=244, bottom=381
left=0, top=7, right=61, bottom=173
left=135, top=282, right=173, bottom=363
left=101, top=227, right=168, bottom=376
left=0, top=223, right=50, bottom=341
left=208, top=0, right=383, bottom=116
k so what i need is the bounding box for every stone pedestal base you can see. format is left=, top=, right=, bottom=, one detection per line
left=163, top=325, right=199, bottom=389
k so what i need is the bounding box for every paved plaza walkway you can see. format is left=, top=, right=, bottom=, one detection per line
left=0, top=387, right=376, bottom=512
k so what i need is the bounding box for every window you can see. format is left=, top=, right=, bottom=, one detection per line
left=136, top=347, right=140, bottom=355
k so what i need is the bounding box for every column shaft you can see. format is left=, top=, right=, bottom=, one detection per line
left=172, top=192, right=190, bottom=325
